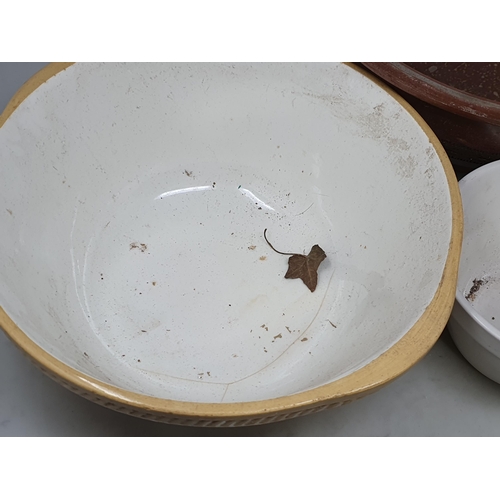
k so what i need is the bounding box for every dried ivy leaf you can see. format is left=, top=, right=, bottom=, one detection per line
left=264, top=229, right=327, bottom=292
left=283, top=245, right=326, bottom=292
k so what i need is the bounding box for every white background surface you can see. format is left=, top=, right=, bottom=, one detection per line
left=2, top=62, right=500, bottom=436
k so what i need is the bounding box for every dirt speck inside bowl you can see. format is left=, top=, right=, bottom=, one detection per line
left=464, top=275, right=500, bottom=326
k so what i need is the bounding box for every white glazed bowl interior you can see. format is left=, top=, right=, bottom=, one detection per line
left=0, top=63, right=455, bottom=406
left=449, top=160, right=500, bottom=381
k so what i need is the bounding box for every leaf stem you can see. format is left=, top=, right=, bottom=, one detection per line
left=263, top=229, right=297, bottom=256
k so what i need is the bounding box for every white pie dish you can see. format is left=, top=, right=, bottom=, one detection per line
left=448, top=160, right=500, bottom=383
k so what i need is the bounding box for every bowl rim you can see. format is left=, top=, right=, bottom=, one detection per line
left=456, top=160, right=500, bottom=342
left=0, top=62, right=463, bottom=422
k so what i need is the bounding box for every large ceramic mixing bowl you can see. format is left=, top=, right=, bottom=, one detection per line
left=0, top=63, right=462, bottom=426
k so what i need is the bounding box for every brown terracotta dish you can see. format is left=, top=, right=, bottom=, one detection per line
left=362, top=63, right=500, bottom=176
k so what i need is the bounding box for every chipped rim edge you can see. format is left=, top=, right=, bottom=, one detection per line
left=0, top=62, right=463, bottom=422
